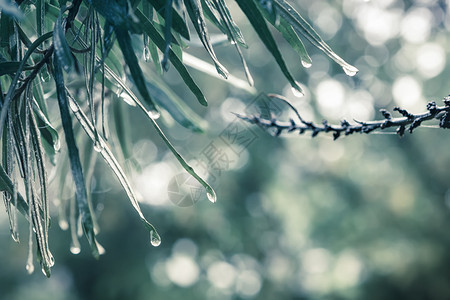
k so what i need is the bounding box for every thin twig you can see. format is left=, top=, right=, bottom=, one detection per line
left=236, top=95, right=450, bottom=140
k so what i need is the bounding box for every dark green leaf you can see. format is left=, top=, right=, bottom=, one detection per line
left=53, top=6, right=76, bottom=73
left=136, top=9, right=208, bottom=106
left=115, top=26, right=159, bottom=117
left=256, top=2, right=312, bottom=68
left=0, top=13, right=14, bottom=48
left=184, top=0, right=228, bottom=78
left=145, top=0, right=190, bottom=40
left=32, top=98, right=60, bottom=164
left=0, top=61, right=34, bottom=76
left=0, top=164, right=33, bottom=220
left=202, top=0, right=246, bottom=47
left=207, top=0, right=252, bottom=85
left=162, top=0, right=173, bottom=70
left=272, top=0, right=358, bottom=76
left=53, top=54, right=99, bottom=258
left=0, top=31, right=53, bottom=137
left=235, top=0, right=303, bottom=94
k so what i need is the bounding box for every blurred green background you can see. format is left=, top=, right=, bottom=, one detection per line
left=2, top=0, right=450, bottom=299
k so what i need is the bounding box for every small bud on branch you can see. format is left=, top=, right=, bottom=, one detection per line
left=236, top=94, right=450, bottom=140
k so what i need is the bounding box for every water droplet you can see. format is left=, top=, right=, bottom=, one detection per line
left=143, top=46, right=151, bottom=62
left=206, top=187, right=217, bottom=203
left=301, top=59, right=312, bottom=68
left=40, top=67, right=51, bottom=82
left=70, top=245, right=81, bottom=255
left=291, top=85, right=305, bottom=98
left=93, top=140, right=102, bottom=152
left=115, top=87, right=123, bottom=97
left=49, top=254, right=55, bottom=267
left=96, top=240, right=106, bottom=255
left=11, top=231, right=19, bottom=243
left=118, top=92, right=137, bottom=107
left=343, top=66, right=359, bottom=77
left=147, top=109, right=160, bottom=120
left=150, top=230, right=161, bottom=247
left=58, top=219, right=69, bottom=230
left=41, top=266, right=50, bottom=277
left=274, top=14, right=281, bottom=27
left=26, top=262, right=34, bottom=274
left=69, top=100, right=79, bottom=112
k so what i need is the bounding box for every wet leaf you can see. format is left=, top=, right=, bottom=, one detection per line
left=136, top=9, right=208, bottom=106
left=271, top=0, right=358, bottom=75
left=235, top=0, right=303, bottom=94
left=53, top=6, right=76, bottom=73
left=184, top=0, right=228, bottom=78
left=53, top=54, right=99, bottom=258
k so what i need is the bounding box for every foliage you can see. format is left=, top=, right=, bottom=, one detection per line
left=0, top=0, right=357, bottom=276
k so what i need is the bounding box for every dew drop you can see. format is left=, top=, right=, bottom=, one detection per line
left=11, top=231, right=19, bottom=243
left=118, top=92, right=137, bottom=107
left=69, top=100, right=79, bottom=112
left=291, top=86, right=305, bottom=98
left=274, top=14, right=281, bottom=27
left=150, top=230, right=161, bottom=247
left=147, top=109, right=161, bottom=120
left=343, top=66, right=359, bottom=77
left=49, top=254, right=55, bottom=267
left=96, top=240, right=106, bottom=255
left=143, top=46, right=151, bottom=62
left=93, top=140, right=102, bottom=152
left=41, top=266, right=50, bottom=277
left=301, top=59, right=312, bottom=68
left=26, top=262, right=34, bottom=274
left=115, top=87, right=123, bottom=97
left=206, top=187, right=217, bottom=203
left=58, top=219, right=69, bottom=231
left=40, top=68, right=51, bottom=82
left=70, top=245, right=81, bottom=255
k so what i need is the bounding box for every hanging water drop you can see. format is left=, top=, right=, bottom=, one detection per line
left=58, top=219, right=69, bottom=230
left=26, top=261, right=34, bottom=274
left=69, top=99, right=79, bottom=112
left=96, top=240, right=106, bottom=255
left=301, top=59, right=312, bottom=68
left=40, top=67, right=51, bottom=82
left=290, top=82, right=304, bottom=98
left=290, top=81, right=305, bottom=97
left=343, top=66, right=359, bottom=77
left=41, top=266, right=51, bottom=277
left=147, top=109, right=161, bottom=120
left=118, top=91, right=137, bottom=107
left=70, top=244, right=81, bottom=254
left=274, top=13, right=281, bottom=27
left=93, top=140, right=102, bottom=152
left=115, top=87, right=123, bottom=98
left=291, top=87, right=304, bottom=98
left=143, top=46, right=151, bottom=62
left=150, top=230, right=161, bottom=247
left=206, top=187, right=217, bottom=203
left=10, top=231, right=19, bottom=243
left=49, top=254, right=55, bottom=267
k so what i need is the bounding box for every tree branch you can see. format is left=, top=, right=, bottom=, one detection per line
left=236, top=95, right=450, bottom=140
